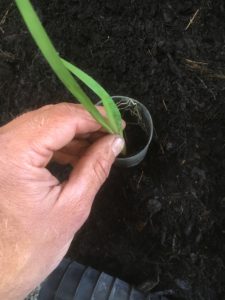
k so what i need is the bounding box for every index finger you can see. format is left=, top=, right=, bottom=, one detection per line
left=3, top=102, right=107, bottom=168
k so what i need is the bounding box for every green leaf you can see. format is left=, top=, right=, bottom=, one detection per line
left=61, top=58, right=123, bottom=135
left=15, top=0, right=114, bottom=133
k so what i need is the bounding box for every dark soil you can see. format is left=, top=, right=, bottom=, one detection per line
left=1, top=1, right=225, bottom=299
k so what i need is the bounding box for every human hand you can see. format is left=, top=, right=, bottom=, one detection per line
left=0, top=103, right=124, bottom=300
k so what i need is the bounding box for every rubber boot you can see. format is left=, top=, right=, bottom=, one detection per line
left=38, top=258, right=168, bottom=300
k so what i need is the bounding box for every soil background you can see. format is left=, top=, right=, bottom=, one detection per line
left=1, top=1, right=225, bottom=299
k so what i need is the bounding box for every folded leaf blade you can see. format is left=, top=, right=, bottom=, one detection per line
left=61, top=58, right=122, bottom=135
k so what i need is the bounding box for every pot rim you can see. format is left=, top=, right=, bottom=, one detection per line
left=97, top=96, right=153, bottom=167
left=113, top=96, right=153, bottom=159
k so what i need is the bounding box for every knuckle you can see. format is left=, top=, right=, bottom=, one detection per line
left=93, top=157, right=110, bottom=186
left=55, top=102, right=75, bottom=115
left=28, top=103, right=73, bottom=130
left=30, top=113, right=47, bottom=129
left=39, top=104, right=54, bottom=111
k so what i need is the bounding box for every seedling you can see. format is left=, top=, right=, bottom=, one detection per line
left=15, top=0, right=123, bottom=138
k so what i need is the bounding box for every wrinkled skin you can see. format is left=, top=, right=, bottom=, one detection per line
left=0, top=103, right=124, bottom=300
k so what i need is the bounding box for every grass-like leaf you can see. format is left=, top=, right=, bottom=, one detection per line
left=15, top=0, right=123, bottom=135
left=61, top=58, right=123, bottom=135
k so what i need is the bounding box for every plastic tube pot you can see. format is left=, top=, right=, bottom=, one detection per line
left=98, top=96, right=153, bottom=168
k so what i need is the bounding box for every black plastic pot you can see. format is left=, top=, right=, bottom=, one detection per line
left=38, top=259, right=171, bottom=300
left=97, top=96, right=153, bottom=168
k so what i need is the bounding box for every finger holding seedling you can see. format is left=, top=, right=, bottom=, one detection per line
left=52, top=107, right=125, bottom=167
left=0, top=103, right=124, bottom=300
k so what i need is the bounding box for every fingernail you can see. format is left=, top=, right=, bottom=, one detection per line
left=112, top=137, right=125, bottom=156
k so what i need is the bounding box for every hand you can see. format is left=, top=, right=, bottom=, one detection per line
left=0, top=103, right=124, bottom=300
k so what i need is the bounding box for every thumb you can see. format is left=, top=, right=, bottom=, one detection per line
left=59, top=134, right=124, bottom=209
